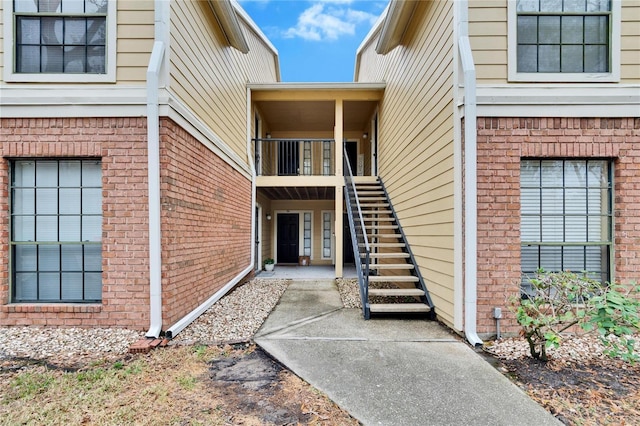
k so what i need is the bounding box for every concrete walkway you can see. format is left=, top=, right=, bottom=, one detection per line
left=255, top=279, right=560, bottom=426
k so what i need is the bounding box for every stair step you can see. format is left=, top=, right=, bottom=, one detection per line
left=367, top=234, right=401, bottom=239
left=361, top=217, right=395, bottom=222
left=360, top=211, right=392, bottom=216
left=369, top=275, right=419, bottom=283
left=359, top=197, right=387, bottom=201
left=360, top=203, right=390, bottom=208
left=362, top=242, right=405, bottom=248
left=364, top=225, right=399, bottom=230
left=369, top=303, right=431, bottom=313
left=369, top=288, right=425, bottom=297
left=363, top=252, right=410, bottom=258
left=369, top=263, right=415, bottom=270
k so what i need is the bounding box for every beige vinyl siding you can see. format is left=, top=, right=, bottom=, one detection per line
left=621, top=2, right=640, bottom=81
left=169, top=1, right=278, bottom=163
left=469, top=1, right=508, bottom=84
left=0, top=2, right=4, bottom=79
left=116, top=0, right=155, bottom=84
left=469, top=0, right=640, bottom=84
left=357, top=1, right=457, bottom=327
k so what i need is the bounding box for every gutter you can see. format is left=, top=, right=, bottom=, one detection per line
left=459, top=34, right=482, bottom=347
left=145, top=40, right=165, bottom=338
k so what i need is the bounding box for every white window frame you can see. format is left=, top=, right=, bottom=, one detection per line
left=507, top=0, right=621, bottom=83
left=3, top=0, right=117, bottom=83
left=520, top=159, right=614, bottom=291
left=10, top=159, right=103, bottom=303
left=321, top=210, right=334, bottom=260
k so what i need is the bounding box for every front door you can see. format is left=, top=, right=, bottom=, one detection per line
left=277, top=213, right=299, bottom=263
left=278, top=141, right=299, bottom=175
left=345, top=141, right=358, bottom=176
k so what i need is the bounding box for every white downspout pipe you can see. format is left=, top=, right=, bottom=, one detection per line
left=459, top=35, right=483, bottom=347
left=162, top=89, right=257, bottom=339
left=145, top=40, right=165, bottom=339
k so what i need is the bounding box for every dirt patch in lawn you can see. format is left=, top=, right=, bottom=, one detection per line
left=0, top=344, right=359, bottom=425
left=498, top=356, right=640, bottom=425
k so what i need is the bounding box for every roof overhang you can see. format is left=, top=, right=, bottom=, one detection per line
left=375, top=0, right=419, bottom=55
left=208, top=0, right=250, bottom=54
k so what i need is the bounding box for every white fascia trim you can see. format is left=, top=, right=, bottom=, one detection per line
left=232, top=0, right=280, bottom=81
left=477, top=85, right=640, bottom=117
left=375, top=1, right=417, bottom=55
left=0, top=86, right=149, bottom=116
left=353, top=6, right=387, bottom=81
left=207, top=0, right=249, bottom=54
left=164, top=264, right=253, bottom=339
left=165, top=96, right=252, bottom=179
left=3, top=0, right=117, bottom=83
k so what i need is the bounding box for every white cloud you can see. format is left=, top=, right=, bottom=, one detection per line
left=283, top=2, right=378, bottom=41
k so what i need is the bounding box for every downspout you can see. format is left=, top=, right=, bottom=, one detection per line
left=458, top=3, right=483, bottom=347
left=145, top=40, right=165, bottom=338
left=162, top=89, right=257, bottom=340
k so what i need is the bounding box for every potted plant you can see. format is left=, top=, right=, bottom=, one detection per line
left=264, top=258, right=275, bottom=272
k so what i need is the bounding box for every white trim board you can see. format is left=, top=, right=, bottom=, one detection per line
left=476, top=85, right=640, bottom=117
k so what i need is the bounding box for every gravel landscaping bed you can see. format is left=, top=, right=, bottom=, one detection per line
left=0, top=277, right=289, bottom=365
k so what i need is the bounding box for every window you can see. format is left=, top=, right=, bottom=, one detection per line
left=323, top=141, right=332, bottom=176
left=303, top=212, right=312, bottom=257
left=508, top=0, right=621, bottom=82
left=11, top=160, right=103, bottom=302
left=5, top=0, right=116, bottom=82
left=303, top=141, right=311, bottom=175
left=322, top=212, right=333, bottom=259
left=520, top=160, right=612, bottom=294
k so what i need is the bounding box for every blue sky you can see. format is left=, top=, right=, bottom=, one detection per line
left=238, top=0, right=389, bottom=82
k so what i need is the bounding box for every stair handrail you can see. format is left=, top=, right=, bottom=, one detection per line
left=378, top=179, right=436, bottom=316
left=343, top=145, right=370, bottom=318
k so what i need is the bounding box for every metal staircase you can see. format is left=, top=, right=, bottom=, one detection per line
left=343, top=148, right=436, bottom=320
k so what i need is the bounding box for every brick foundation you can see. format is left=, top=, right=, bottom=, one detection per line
left=476, top=117, right=640, bottom=335
left=0, top=117, right=253, bottom=330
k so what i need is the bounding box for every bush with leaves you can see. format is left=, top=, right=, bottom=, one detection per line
left=510, top=270, right=640, bottom=363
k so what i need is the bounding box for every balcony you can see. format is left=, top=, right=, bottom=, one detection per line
left=253, top=138, right=335, bottom=177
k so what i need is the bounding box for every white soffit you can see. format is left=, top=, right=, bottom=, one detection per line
left=375, top=1, right=418, bottom=55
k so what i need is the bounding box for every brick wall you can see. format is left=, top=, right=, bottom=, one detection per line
left=0, top=117, right=253, bottom=330
left=476, top=117, right=640, bottom=335
left=159, top=118, right=252, bottom=327
left=0, top=117, right=150, bottom=328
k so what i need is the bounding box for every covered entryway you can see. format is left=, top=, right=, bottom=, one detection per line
left=277, top=213, right=299, bottom=263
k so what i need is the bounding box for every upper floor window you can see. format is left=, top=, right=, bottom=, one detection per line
left=4, top=0, right=116, bottom=82
left=508, top=0, right=621, bottom=82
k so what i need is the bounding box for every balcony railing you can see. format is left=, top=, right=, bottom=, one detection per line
left=252, top=138, right=335, bottom=176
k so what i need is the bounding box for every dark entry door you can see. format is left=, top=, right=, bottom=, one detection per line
left=277, top=213, right=299, bottom=263
left=278, top=141, right=299, bottom=175
left=343, top=213, right=355, bottom=264
left=345, top=141, right=358, bottom=176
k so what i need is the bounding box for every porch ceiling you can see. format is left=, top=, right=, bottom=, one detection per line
left=259, top=186, right=335, bottom=200
left=256, top=100, right=378, bottom=133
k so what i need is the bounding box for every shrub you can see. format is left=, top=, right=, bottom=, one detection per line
left=510, top=270, right=640, bottom=363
